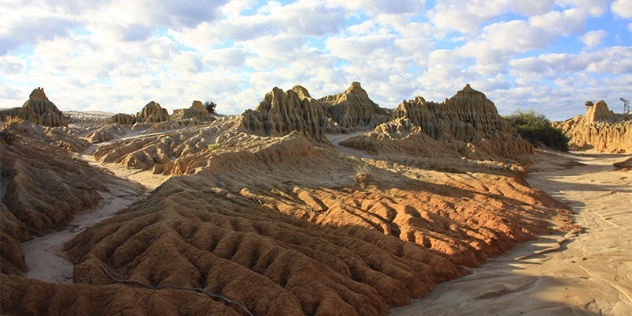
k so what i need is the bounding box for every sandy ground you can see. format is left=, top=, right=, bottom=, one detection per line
left=21, top=144, right=170, bottom=284
left=391, top=151, right=632, bottom=316
left=326, top=131, right=377, bottom=158
left=21, top=184, right=144, bottom=283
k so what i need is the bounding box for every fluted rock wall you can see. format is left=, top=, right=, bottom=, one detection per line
left=240, top=82, right=391, bottom=140
left=171, top=101, right=215, bottom=121
left=397, top=84, right=533, bottom=158
left=239, top=86, right=329, bottom=141
left=319, top=82, right=390, bottom=129
left=553, top=100, right=632, bottom=152
left=0, top=88, right=68, bottom=127
left=109, top=101, right=170, bottom=125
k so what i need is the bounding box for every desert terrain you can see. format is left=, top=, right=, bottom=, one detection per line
left=1, top=85, right=630, bottom=315
left=391, top=151, right=632, bottom=315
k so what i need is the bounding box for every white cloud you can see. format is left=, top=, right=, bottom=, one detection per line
left=0, top=0, right=629, bottom=121
left=582, top=30, right=608, bottom=47
left=509, top=47, right=632, bottom=75
left=326, top=33, right=395, bottom=61
left=428, top=0, right=556, bottom=34
left=556, top=0, right=610, bottom=16
left=529, top=8, right=587, bottom=36
left=612, top=0, right=632, bottom=18
left=0, top=57, right=24, bottom=75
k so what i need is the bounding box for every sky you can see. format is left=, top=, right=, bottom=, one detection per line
left=0, top=0, right=631, bottom=121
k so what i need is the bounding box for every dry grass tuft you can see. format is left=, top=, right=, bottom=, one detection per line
left=353, top=162, right=373, bottom=187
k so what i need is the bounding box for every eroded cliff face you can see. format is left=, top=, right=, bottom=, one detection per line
left=0, top=88, right=68, bottom=127
left=553, top=100, right=632, bottom=152
left=171, top=101, right=215, bottom=122
left=340, top=84, right=534, bottom=165
left=240, top=86, right=329, bottom=141
left=241, top=83, right=391, bottom=140
left=319, top=82, right=391, bottom=129
left=109, top=101, right=170, bottom=125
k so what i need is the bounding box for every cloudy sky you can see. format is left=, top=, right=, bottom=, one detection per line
left=1, top=0, right=631, bottom=120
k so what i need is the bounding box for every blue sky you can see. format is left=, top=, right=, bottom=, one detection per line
left=1, top=0, right=631, bottom=120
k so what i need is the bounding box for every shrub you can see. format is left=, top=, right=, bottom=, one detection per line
left=353, top=163, right=373, bottom=187
left=204, top=101, right=217, bottom=114
left=504, top=109, right=569, bottom=151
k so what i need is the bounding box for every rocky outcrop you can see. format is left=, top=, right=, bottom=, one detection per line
left=341, top=84, right=534, bottom=163
left=86, top=124, right=130, bottom=143
left=614, top=157, right=632, bottom=170
left=0, top=88, right=68, bottom=127
left=585, top=100, right=615, bottom=123
left=239, top=86, right=329, bottom=141
left=138, top=101, right=170, bottom=122
left=109, top=101, right=170, bottom=125
left=171, top=101, right=215, bottom=122
left=240, top=83, right=391, bottom=140
left=319, top=82, right=390, bottom=129
left=553, top=100, right=632, bottom=152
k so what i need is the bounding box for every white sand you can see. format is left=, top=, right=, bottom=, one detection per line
left=391, top=152, right=632, bottom=316
left=21, top=143, right=170, bottom=284
left=21, top=184, right=143, bottom=284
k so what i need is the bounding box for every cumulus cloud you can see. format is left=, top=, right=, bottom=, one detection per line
left=529, top=8, right=587, bottom=36
left=612, top=0, right=632, bottom=18
left=0, top=16, right=81, bottom=55
left=582, top=30, right=608, bottom=47
left=0, top=0, right=629, bottom=121
left=0, top=57, right=24, bottom=75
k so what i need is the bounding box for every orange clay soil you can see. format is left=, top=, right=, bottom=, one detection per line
left=1, top=130, right=576, bottom=316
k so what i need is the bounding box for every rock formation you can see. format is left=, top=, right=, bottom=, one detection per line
left=241, top=83, right=391, bottom=140
left=319, top=82, right=390, bottom=129
left=85, top=124, right=130, bottom=143
left=340, top=84, right=534, bottom=165
left=0, top=88, right=68, bottom=127
left=553, top=100, right=632, bottom=152
left=109, top=101, right=170, bottom=125
left=171, top=101, right=215, bottom=122
left=613, top=157, right=632, bottom=170
left=240, top=86, right=329, bottom=141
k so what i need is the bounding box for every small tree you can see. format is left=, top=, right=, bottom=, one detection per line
left=203, top=101, right=217, bottom=114
left=504, top=109, right=569, bottom=151
left=585, top=100, right=594, bottom=107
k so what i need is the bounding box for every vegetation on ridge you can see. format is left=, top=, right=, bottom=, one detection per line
left=504, top=109, right=569, bottom=151
left=204, top=101, right=217, bottom=114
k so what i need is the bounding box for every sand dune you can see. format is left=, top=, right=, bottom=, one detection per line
left=391, top=151, right=632, bottom=316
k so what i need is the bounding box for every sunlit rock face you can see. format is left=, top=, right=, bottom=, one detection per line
left=554, top=100, right=632, bottom=153
left=0, top=88, right=68, bottom=127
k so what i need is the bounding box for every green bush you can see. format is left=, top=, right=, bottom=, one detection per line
left=504, top=109, right=569, bottom=151
left=204, top=101, right=217, bottom=114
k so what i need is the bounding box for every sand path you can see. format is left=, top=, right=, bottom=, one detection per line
left=21, top=144, right=170, bottom=284
left=391, top=152, right=632, bottom=316
left=21, top=183, right=144, bottom=284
